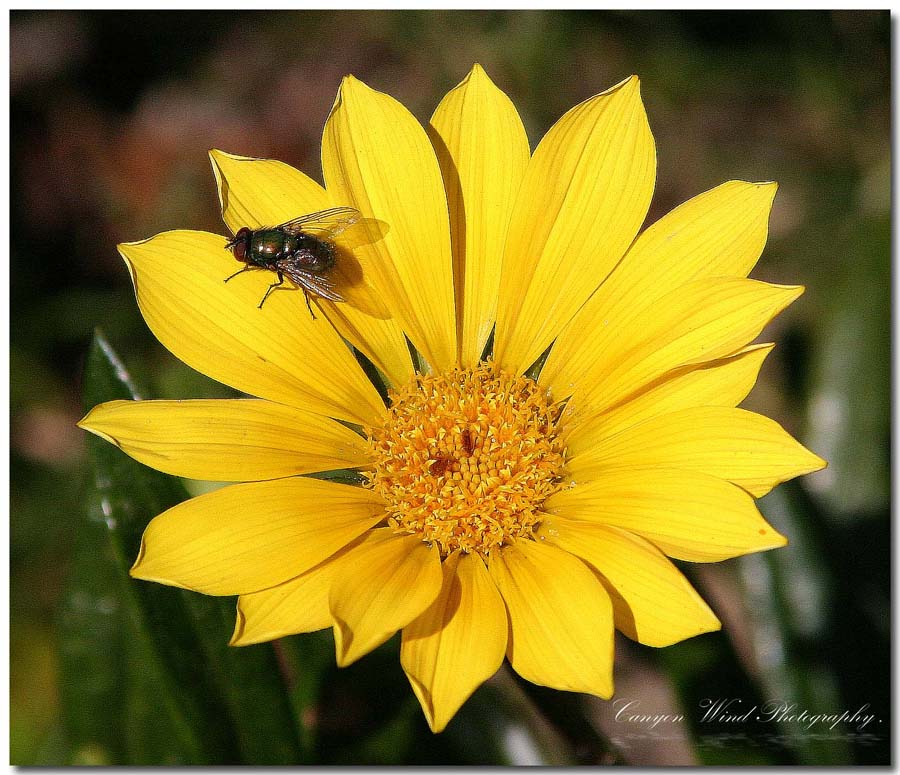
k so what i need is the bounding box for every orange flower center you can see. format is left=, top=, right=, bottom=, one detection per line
left=366, top=362, right=566, bottom=557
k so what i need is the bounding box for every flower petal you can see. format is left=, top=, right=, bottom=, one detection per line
left=542, top=180, right=777, bottom=391
left=428, top=64, right=530, bottom=367
left=130, top=478, right=385, bottom=595
left=563, top=343, right=773, bottom=457
left=322, top=76, right=457, bottom=372
left=209, top=149, right=414, bottom=388
left=401, top=551, right=507, bottom=733
left=231, top=532, right=379, bottom=646
left=493, top=75, right=656, bottom=374
left=544, top=276, right=802, bottom=416
left=118, top=230, right=385, bottom=426
left=546, top=468, right=785, bottom=562
left=78, top=398, right=371, bottom=481
left=568, top=406, right=826, bottom=497
left=488, top=540, right=614, bottom=697
left=330, top=532, right=442, bottom=667
left=537, top=518, right=720, bottom=647
left=232, top=565, right=333, bottom=646
left=209, top=148, right=330, bottom=234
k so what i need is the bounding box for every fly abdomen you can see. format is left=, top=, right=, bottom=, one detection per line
left=292, top=234, right=336, bottom=273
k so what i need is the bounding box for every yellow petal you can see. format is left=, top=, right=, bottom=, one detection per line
left=545, top=277, right=802, bottom=416
left=488, top=540, right=614, bottom=697
left=428, top=64, right=531, bottom=367
left=563, top=343, right=773, bottom=457
left=330, top=532, right=442, bottom=667
left=569, top=406, right=826, bottom=497
left=78, top=398, right=371, bottom=481
left=231, top=531, right=380, bottom=646
left=322, top=76, right=457, bottom=372
left=620, top=178, right=777, bottom=282
left=232, top=565, right=333, bottom=646
left=493, top=76, right=656, bottom=374
left=118, top=230, right=385, bottom=426
left=542, top=180, right=777, bottom=391
left=130, top=478, right=385, bottom=595
left=209, top=149, right=414, bottom=388
left=537, top=518, right=720, bottom=647
left=209, top=148, right=330, bottom=234
left=401, top=552, right=507, bottom=733
left=546, top=468, right=786, bottom=562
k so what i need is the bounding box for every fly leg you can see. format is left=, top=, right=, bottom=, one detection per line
left=224, top=265, right=254, bottom=283
left=302, top=289, right=317, bottom=320
left=258, top=272, right=286, bottom=308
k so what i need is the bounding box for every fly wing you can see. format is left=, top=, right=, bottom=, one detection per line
left=331, top=217, right=390, bottom=250
left=276, top=258, right=346, bottom=303
left=276, top=207, right=361, bottom=238
left=276, top=210, right=392, bottom=319
left=277, top=208, right=390, bottom=250
left=322, top=244, right=391, bottom=319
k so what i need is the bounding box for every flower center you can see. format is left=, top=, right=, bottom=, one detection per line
left=366, top=362, right=566, bottom=557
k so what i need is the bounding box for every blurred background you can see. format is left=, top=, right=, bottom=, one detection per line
left=10, top=10, right=889, bottom=765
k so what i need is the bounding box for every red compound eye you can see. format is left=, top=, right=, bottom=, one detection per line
left=231, top=228, right=251, bottom=262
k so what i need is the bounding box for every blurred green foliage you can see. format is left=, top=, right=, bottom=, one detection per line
left=10, top=9, right=889, bottom=764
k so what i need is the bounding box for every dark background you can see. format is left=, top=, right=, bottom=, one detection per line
left=10, top=10, right=890, bottom=765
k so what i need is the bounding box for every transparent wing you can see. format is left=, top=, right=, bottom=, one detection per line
left=275, top=208, right=390, bottom=250
left=276, top=207, right=362, bottom=239
left=321, top=244, right=391, bottom=318
left=276, top=258, right=346, bottom=303
left=277, top=249, right=390, bottom=319
left=273, top=210, right=393, bottom=319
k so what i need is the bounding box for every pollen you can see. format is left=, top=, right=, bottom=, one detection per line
left=366, top=362, right=567, bottom=557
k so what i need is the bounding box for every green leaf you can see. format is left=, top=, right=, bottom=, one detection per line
left=278, top=630, right=336, bottom=760
left=63, top=330, right=303, bottom=763
left=56, top=480, right=129, bottom=764
left=803, top=215, right=889, bottom=519
left=279, top=635, right=577, bottom=765
left=500, top=669, right=613, bottom=765
left=304, top=468, right=368, bottom=486
left=658, top=619, right=784, bottom=765
left=443, top=667, right=578, bottom=765
left=180, top=595, right=302, bottom=764
left=738, top=485, right=851, bottom=765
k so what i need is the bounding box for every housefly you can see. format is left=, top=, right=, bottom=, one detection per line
left=224, top=206, right=386, bottom=317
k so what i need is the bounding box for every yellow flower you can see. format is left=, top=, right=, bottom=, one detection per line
left=79, top=65, right=825, bottom=734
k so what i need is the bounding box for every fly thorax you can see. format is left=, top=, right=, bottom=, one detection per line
left=250, top=230, right=285, bottom=259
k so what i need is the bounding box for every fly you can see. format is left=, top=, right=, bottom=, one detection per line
left=224, top=206, right=383, bottom=317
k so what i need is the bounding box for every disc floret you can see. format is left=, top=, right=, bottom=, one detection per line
left=366, top=362, right=567, bottom=556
